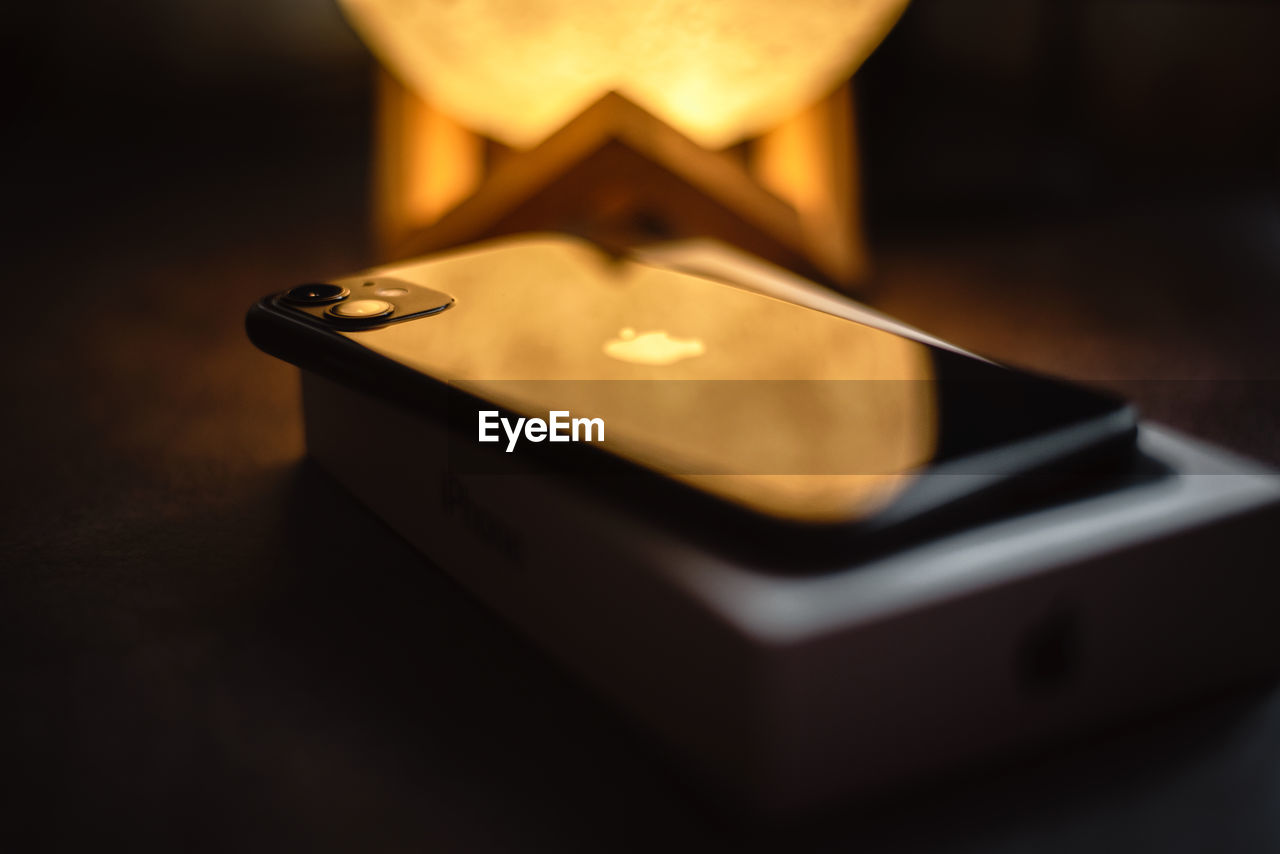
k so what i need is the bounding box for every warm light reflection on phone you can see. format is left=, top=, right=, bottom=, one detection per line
left=347, top=237, right=937, bottom=522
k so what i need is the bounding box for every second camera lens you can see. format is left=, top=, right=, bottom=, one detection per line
left=283, top=283, right=349, bottom=305
left=327, top=298, right=395, bottom=320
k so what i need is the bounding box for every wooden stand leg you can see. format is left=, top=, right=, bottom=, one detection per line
left=372, top=70, right=869, bottom=291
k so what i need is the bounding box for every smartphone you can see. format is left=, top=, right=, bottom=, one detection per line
left=246, top=234, right=1136, bottom=565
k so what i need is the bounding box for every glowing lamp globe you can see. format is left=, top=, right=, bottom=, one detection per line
left=339, top=0, right=911, bottom=287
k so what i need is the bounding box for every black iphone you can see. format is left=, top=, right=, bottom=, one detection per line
left=247, top=234, right=1137, bottom=564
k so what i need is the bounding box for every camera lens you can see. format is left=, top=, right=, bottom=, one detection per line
left=326, top=298, right=395, bottom=321
left=283, top=283, right=349, bottom=305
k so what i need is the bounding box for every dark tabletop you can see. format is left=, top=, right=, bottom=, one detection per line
left=4, top=81, right=1279, bottom=851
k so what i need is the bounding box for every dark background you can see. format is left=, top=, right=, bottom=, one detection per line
left=3, top=0, right=1279, bottom=850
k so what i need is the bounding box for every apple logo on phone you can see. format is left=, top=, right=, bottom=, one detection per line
left=604, top=327, right=705, bottom=366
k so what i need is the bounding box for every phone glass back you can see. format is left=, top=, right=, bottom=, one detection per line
left=278, top=236, right=1130, bottom=525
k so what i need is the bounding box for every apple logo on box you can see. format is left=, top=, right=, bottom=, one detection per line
left=604, top=327, right=705, bottom=366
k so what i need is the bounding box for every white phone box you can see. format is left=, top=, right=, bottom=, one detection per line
left=298, top=242, right=1280, bottom=811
